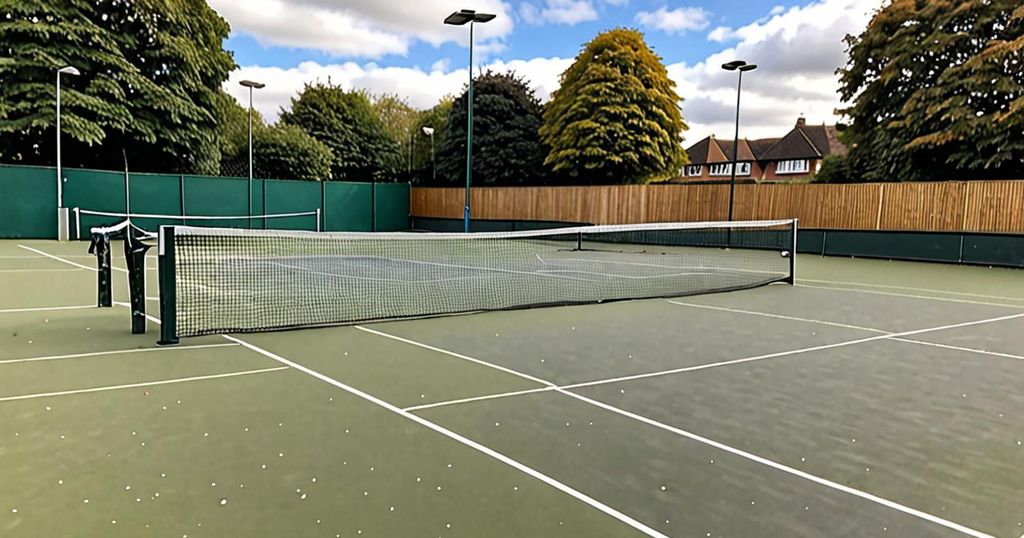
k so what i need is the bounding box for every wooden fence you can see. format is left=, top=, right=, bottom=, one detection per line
left=411, top=180, right=1024, bottom=233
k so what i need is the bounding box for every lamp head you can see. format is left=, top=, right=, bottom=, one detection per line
left=58, top=66, right=80, bottom=76
left=445, top=9, right=496, bottom=25
left=721, top=60, right=746, bottom=71
left=239, top=80, right=266, bottom=89
left=421, top=126, right=435, bottom=136
left=738, top=64, right=758, bottom=72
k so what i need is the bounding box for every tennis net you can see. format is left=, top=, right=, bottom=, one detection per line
left=156, top=219, right=797, bottom=344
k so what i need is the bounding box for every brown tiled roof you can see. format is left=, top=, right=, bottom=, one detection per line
left=759, top=128, right=823, bottom=160
left=706, top=138, right=730, bottom=163
left=748, top=138, right=779, bottom=157
left=685, top=137, right=712, bottom=165
left=716, top=139, right=756, bottom=161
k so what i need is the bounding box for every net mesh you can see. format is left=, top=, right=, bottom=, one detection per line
left=163, top=220, right=796, bottom=338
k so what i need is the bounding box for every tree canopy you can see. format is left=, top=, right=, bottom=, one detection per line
left=253, top=124, right=333, bottom=181
left=540, top=28, right=687, bottom=184
left=838, top=1, right=1024, bottom=181
left=0, top=0, right=236, bottom=174
left=438, top=71, right=550, bottom=185
left=412, top=97, right=453, bottom=184
left=372, top=93, right=419, bottom=178
left=280, top=83, right=400, bottom=181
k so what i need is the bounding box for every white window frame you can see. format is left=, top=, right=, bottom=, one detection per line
left=709, top=163, right=751, bottom=177
left=776, top=159, right=810, bottom=174
left=684, top=165, right=703, bottom=177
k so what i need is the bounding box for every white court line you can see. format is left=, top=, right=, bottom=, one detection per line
left=0, top=305, right=95, bottom=314
left=0, top=268, right=86, bottom=273
left=666, top=301, right=889, bottom=334
left=122, top=305, right=663, bottom=537
left=223, top=334, right=668, bottom=538
left=667, top=301, right=1024, bottom=363
left=0, top=255, right=95, bottom=260
left=0, top=343, right=240, bottom=366
left=405, top=386, right=554, bottom=412
left=0, top=366, right=289, bottom=403
left=361, top=326, right=998, bottom=538
left=562, top=390, right=995, bottom=538
left=17, top=245, right=96, bottom=271
left=801, top=278, right=1024, bottom=302
left=796, top=283, right=1022, bottom=309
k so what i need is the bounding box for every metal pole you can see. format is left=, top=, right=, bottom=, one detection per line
left=727, top=70, right=743, bottom=223
left=56, top=71, right=63, bottom=213
left=464, top=21, right=474, bottom=233
left=431, top=133, right=436, bottom=182
left=247, top=85, right=254, bottom=229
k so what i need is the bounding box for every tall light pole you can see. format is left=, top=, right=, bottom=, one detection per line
left=239, top=79, right=265, bottom=228
left=56, top=66, right=80, bottom=239
left=721, top=61, right=756, bottom=225
left=445, top=9, right=496, bottom=232
left=421, top=126, right=436, bottom=183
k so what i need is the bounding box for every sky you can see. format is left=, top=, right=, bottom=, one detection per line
left=213, top=0, right=882, bottom=145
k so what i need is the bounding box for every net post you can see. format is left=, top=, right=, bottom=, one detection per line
left=73, top=207, right=80, bottom=240
left=124, top=226, right=152, bottom=334
left=576, top=230, right=583, bottom=251
left=315, top=208, right=321, bottom=232
left=157, top=226, right=179, bottom=346
left=786, top=218, right=798, bottom=285
left=92, top=233, right=113, bottom=308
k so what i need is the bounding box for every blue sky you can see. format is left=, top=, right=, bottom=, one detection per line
left=211, top=0, right=879, bottom=142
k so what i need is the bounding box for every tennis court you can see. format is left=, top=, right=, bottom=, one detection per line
left=1, top=237, right=1023, bottom=537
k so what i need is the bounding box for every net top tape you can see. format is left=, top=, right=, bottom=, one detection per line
left=167, top=219, right=797, bottom=242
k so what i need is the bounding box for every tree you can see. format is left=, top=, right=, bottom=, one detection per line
left=540, top=28, right=687, bottom=184
left=280, top=83, right=400, bottom=181
left=412, top=97, right=453, bottom=184
left=812, top=154, right=855, bottom=183
left=214, top=91, right=263, bottom=177
left=0, top=0, right=236, bottom=174
left=838, top=1, right=1024, bottom=181
left=253, top=124, right=333, bottom=181
left=438, top=71, right=550, bottom=185
left=372, top=93, right=419, bottom=178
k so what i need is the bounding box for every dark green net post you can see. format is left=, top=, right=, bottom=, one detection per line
left=157, top=226, right=179, bottom=345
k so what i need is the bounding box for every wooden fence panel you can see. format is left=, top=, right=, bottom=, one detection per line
left=411, top=180, right=1024, bottom=232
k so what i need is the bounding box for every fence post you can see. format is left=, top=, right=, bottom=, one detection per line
left=961, top=182, right=971, bottom=232
left=875, top=183, right=885, bottom=230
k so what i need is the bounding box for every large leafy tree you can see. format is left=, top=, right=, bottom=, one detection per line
left=253, top=124, right=333, bottom=181
left=280, top=83, right=400, bottom=181
left=412, top=97, right=452, bottom=184
left=438, top=71, right=550, bottom=185
left=214, top=91, right=263, bottom=177
left=540, top=28, right=687, bottom=184
left=0, top=0, right=236, bottom=174
left=838, top=1, right=1024, bottom=181
left=372, top=93, right=419, bottom=178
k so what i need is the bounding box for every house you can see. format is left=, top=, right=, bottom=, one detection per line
left=679, top=117, right=847, bottom=183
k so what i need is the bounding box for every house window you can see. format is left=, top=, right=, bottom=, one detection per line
left=709, top=163, right=751, bottom=176
left=776, top=160, right=810, bottom=174
left=684, top=165, right=703, bottom=177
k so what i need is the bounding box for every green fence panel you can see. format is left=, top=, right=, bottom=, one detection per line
left=263, top=179, right=321, bottom=230
left=962, top=234, right=1024, bottom=268
left=128, top=173, right=183, bottom=234
left=64, top=168, right=127, bottom=237
left=821, top=230, right=962, bottom=263
left=0, top=164, right=56, bottom=239
left=796, top=230, right=825, bottom=254
left=182, top=175, right=252, bottom=229
left=373, top=183, right=410, bottom=231
left=323, top=182, right=372, bottom=231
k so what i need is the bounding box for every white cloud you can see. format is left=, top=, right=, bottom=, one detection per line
left=672, top=0, right=881, bottom=143
left=520, top=0, right=598, bottom=25
left=220, top=0, right=882, bottom=151
left=707, top=26, right=735, bottom=43
left=635, top=6, right=711, bottom=35
left=209, top=0, right=514, bottom=59
left=226, top=57, right=573, bottom=121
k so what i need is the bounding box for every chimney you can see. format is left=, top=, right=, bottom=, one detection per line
left=796, top=116, right=806, bottom=128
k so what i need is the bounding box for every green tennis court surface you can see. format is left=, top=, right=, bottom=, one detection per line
left=2, top=239, right=1023, bottom=537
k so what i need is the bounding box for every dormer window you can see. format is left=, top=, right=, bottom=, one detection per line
left=776, top=160, right=809, bottom=174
